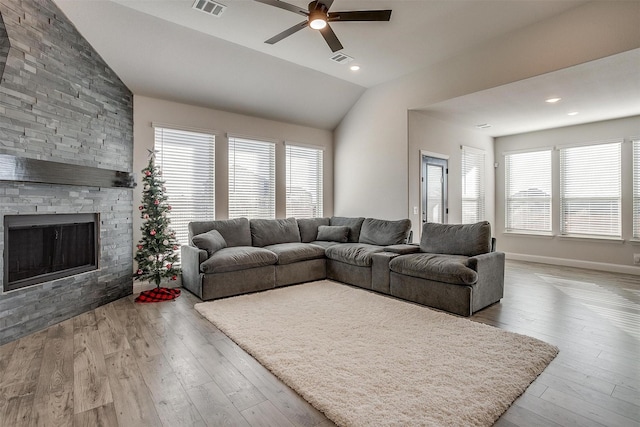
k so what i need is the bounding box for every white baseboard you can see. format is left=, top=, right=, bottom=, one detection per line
left=505, top=252, right=640, bottom=276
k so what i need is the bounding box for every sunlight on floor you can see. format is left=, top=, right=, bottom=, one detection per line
left=537, top=274, right=640, bottom=341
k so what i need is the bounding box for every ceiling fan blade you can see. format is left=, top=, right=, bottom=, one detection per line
left=265, top=21, right=308, bottom=44
left=328, top=10, right=392, bottom=22
left=254, top=0, right=308, bottom=16
left=320, top=0, right=334, bottom=10
left=319, top=24, right=343, bottom=52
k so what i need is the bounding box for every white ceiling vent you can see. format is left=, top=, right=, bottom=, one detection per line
left=193, top=0, right=227, bottom=17
left=330, top=53, right=354, bottom=64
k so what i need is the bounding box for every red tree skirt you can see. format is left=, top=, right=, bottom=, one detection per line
left=135, top=287, right=181, bottom=303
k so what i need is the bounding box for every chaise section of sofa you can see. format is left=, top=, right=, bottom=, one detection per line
left=388, top=221, right=505, bottom=316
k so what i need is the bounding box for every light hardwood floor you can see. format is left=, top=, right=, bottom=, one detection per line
left=0, top=260, right=638, bottom=426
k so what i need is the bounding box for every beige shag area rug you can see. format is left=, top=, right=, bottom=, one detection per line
left=195, top=281, right=557, bottom=426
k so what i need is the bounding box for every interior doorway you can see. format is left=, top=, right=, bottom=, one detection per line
left=421, top=153, right=448, bottom=225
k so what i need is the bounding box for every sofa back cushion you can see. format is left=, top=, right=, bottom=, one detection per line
left=250, top=218, right=301, bottom=247
left=297, top=217, right=330, bottom=243
left=359, top=218, right=411, bottom=246
left=189, top=218, right=251, bottom=247
left=420, top=221, right=491, bottom=256
left=316, top=225, right=350, bottom=243
left=330, top=217, right=365, bottom=243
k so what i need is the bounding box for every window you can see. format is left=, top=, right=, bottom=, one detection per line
left=154, top=126, right=215, bottom=246
left=634, top=140, right=640, bottom=239
left=286, top=144, right=323, bottom=218
left=461, top=146, right=485, bottom=223
left=560, top=141, right=621, bottom=237
left=228, top=136, right=276, bottom=219
left=505, top=150, right=552, bottom=233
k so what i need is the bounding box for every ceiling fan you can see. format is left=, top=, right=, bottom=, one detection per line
left=255, top=0, right=392, bottom=52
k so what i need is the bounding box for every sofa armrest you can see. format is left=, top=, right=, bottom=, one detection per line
left=469, top=251, right=505, bottom=277
left=384, top=244, right=421, bottom=255
left=468, top=251, right=505, bottom=313
left=181, top=245, right=206, bottom=298
left=371, top=251, right=401, bottom=294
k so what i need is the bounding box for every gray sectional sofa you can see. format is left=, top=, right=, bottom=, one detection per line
left=181, top=216, right=504, bottom=316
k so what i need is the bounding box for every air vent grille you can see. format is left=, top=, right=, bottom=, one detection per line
left=193, top=0, right=227, bottom=17
left=330, top=53, right=354, bottom=64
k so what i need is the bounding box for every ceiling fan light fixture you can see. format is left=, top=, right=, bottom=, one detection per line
left=309, top=18, right=327, bottom=29
left=259, top=0, right=392, bottom=51
left=309, top=10, right=327, bottom=29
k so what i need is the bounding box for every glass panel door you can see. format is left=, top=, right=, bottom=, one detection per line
left=422, top=156, right=448, bottom=224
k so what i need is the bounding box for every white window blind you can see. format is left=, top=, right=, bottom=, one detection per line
left=228, top=136, right=276, bottom=219
left=560, top=141, right=621, bottom=237
left=286, top=144, right=323, bottom=218
left=505, top=150, right=552, bottom=233
left=154, top=127, right=215, bottom=246
left=461, top=146, right=485, bottom=223
left=634, top=140, right=640, bottom=239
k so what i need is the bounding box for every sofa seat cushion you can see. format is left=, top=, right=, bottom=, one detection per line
left=325, top=243, right=384, bottom=267
left=309, top=241, right=339, bottom=249
left=389, top=253, right=478, bottom=285
left=264, top=242, right=326, bottom=265
left=200, top=246, right=277, bottom=274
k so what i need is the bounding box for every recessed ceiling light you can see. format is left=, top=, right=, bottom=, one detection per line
left=567, top=111, right=579, bottom=116
left=476, top=124, right=492, bottom=129
left=350, top=65, right=360, bottom=71
left=545, top=97, right=561, bottom=103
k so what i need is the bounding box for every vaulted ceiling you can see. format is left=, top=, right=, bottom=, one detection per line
left=54, top=0, right=639, bottom=132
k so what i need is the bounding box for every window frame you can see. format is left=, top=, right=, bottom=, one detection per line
left=153, top=125, right=216, bottom=247
left=633, top=139, right=640, bottom=240
left=559, top=140, right=622, bottom=238
left=285, top=142, right=324, bottom=218
left=504, top=149, right=552, bottom=234
left=228, top=135, right=276, bottom=220
left=461, top=145, right=486, bottom=224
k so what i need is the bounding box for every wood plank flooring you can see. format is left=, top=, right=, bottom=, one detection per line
left=0, top=260, right=638, bottom=426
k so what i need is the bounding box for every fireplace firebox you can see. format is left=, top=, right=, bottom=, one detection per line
left=3, top=213, right=99, bottom=292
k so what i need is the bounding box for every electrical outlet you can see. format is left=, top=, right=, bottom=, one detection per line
left=634, top=254, right=640, bottom=265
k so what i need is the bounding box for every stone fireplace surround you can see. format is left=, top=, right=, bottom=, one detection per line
left=0, top=0, right=134, bottom=344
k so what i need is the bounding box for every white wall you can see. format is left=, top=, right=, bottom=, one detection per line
left=334, top=2, right=640, bottom=228
left=408, top=111, right=495, bottom=241
left=132, top=95, right=334, bottom=266
left=495, top=116, right=640, bottom=274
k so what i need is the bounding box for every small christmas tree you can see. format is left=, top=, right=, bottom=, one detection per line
left=134, top=152, right=181, bottom=289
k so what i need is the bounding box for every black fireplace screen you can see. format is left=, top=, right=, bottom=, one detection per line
left=3, top=214, right=99, bottom=292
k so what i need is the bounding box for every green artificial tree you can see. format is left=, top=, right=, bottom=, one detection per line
left=134, top=153, right=181, bottom=287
